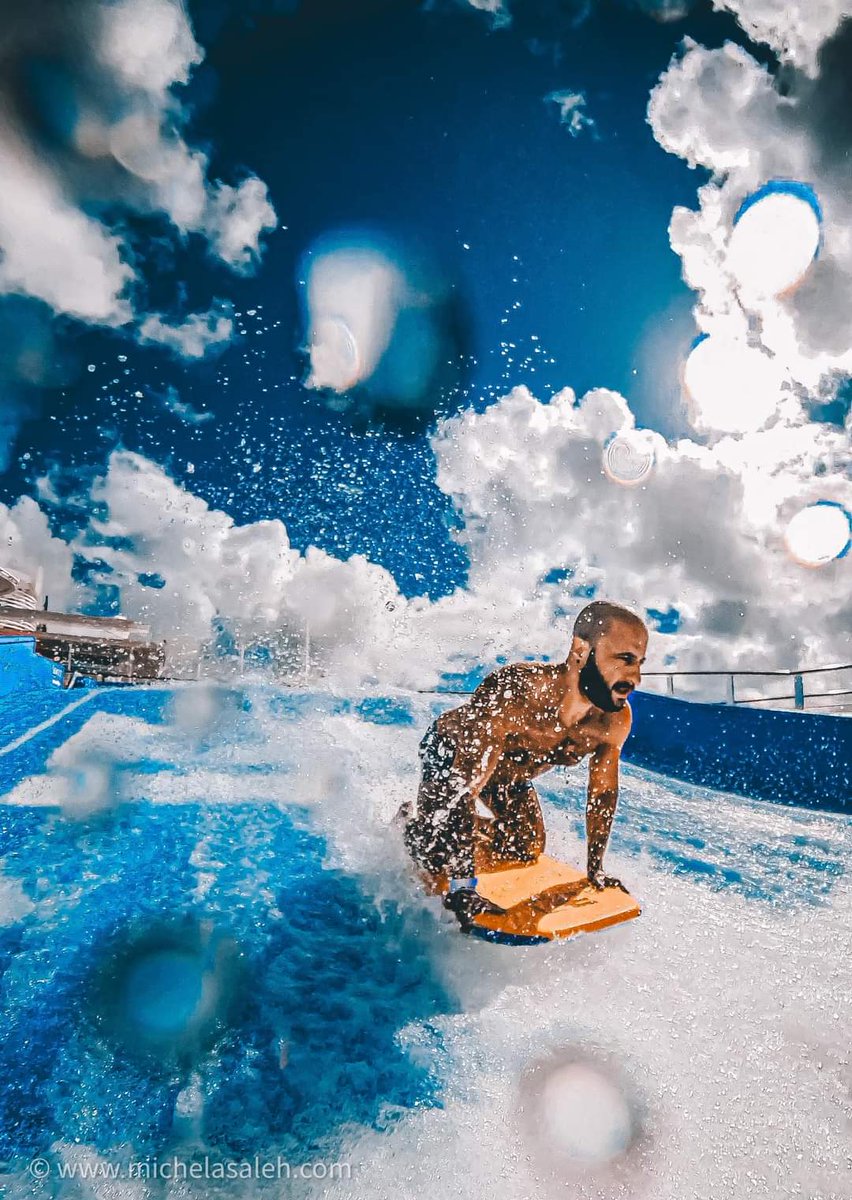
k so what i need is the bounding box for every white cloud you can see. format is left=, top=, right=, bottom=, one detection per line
left=545, top=90, right=596, bottom=137
left=712, top=0, right=852, bottom=75
left=648, top=32, right=852, bottom=416
left=385, top=384, right=851, bottom=685
left=138, top=310, right=234, bottom=360
left=204, top=177, right=279, bottom=273
left=0, top=120, right=134, bottom=325
left=96, top=0, right=203, bottom=94
left=10, top=372, right=852, bottom=691
left=0, top=0, right=276, bottom=355
left=67, top=451, right=402, bottom=685
left=461, top=0, right=511, bottom=28
left=0, top=494, right=77, bottom=612
left=75, top=451, right=298, bottom=640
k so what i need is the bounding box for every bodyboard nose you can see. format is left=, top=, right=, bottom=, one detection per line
left=468, top=854, right=641, bottom=944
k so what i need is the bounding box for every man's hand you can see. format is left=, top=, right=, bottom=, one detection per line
left=586, top=868, right=629, bottom=894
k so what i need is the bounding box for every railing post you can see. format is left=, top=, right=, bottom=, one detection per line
left=727, top=674, right=736, bottom=705
left=794, top=674, right=805, bottom=710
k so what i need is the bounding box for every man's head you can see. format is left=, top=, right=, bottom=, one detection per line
left=571, top=601, right=648, bottom=713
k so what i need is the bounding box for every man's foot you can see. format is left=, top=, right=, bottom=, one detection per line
left=442, top=886, right=507, bottom=930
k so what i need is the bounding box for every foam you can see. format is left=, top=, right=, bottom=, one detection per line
left=336, top=872, right=851, bottom=1200
left=241, top=691, right=852, bottom=1200
left=1, top=686, right=849, bottom=1200
left=0, top=866, right=35, bottom=925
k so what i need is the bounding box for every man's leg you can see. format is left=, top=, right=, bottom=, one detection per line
left=401, top=725, right=511, bottom=929
left=479, top=779, right=546, bottom=864
left=404, top=776, right=476, bottom=879
left=402, top=725, right=477, bottom=879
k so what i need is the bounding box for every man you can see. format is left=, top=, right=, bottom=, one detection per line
left=401, top=601, right=648, bottom=930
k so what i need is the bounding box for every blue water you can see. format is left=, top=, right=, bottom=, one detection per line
left=0, top=684, right=458, bottom=1167
left=0, top=794, right=454, bottom=1162
left=0, top=677, right=849, bottom=1197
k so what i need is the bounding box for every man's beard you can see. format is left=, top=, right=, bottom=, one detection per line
left=579, top=649, right=624, bottom=713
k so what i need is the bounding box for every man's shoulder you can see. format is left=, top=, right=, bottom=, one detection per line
left=475, top=660, right=552, bottom=704
left=598, top=701, right=633, bottom=748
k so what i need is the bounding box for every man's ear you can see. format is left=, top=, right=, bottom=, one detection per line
left=570, top=635, right=591, bottom=669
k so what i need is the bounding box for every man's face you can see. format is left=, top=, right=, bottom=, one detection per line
left=579, top=620, right=648, bottom=713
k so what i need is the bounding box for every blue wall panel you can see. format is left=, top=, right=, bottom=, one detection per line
left=626, top=691, right=851, bottom=813
left=0, top=636, right=61, bottom=695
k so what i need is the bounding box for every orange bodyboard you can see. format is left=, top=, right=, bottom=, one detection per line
left=463, top=854, right=641, bottom=945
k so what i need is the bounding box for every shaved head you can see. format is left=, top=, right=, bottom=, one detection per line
left=573, top=601, right=647, bottom=645
left=571, top=602, right=649, bottom=712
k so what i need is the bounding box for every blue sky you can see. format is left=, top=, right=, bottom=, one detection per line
left=0, top=0, right=757, bottom=600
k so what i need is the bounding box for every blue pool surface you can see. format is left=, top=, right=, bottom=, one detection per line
left=0, top=794, right=454, bottom=1162
left=0, top=668, right=849, bottom=1197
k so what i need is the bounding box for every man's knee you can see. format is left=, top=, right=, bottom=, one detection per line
left=403, top=796, right=475, bottom=876
left=489, top=784, right=545, bottom=862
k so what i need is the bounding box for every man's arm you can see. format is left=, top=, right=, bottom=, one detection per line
left=585, top=742, right=628, bottom=892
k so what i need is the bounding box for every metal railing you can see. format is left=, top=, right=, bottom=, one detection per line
left=415, top=663, right=852, bottom=714
left=642, top=662, right=852, bottom=713
left=11, top=614, right=844, bottom=714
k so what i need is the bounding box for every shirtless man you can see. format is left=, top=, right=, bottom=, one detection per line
left=401, top=601, right=648, bottom=930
